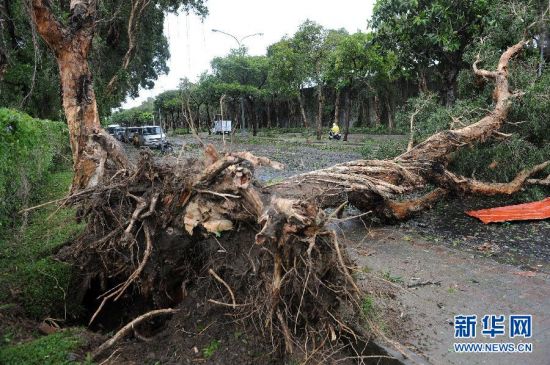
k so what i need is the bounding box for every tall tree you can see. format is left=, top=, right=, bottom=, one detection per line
left=28, top=0, right=206, bottom=190
left=267, top=38, right=310, bottom=128
left=371, top=0, right=492, bottom=106
left=292, top=20, right=330, bottom=140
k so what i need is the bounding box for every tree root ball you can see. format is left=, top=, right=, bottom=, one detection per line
left=58, top=148, right=368, bottom=362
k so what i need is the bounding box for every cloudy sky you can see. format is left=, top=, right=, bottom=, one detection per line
left=122, top=0, right=375, bottom=109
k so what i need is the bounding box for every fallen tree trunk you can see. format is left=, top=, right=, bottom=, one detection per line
left=269, top=38, right=547, bottom=219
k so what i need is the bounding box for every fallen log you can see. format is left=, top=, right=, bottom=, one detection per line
left=268, top=39, right=547, bottom=220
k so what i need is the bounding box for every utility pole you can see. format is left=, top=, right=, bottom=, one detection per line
left=211, top=29, right=263, bottom=132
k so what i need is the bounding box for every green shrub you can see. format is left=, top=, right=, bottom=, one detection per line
left=0, top=170, right=84, bottom=319
left=350, top=124, right=406, bottom=135
left=0, top=108, right=70, bottom=229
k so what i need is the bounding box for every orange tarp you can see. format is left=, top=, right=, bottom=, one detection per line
left=466, top=197, right=550, bottom=224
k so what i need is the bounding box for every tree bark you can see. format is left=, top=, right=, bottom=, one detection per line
left=333, top=88, right=341, bottom=126
left=31, top=0, right=128, bottom=191
left=251, top=99, right=258, bottom=136
left=373, top=95, right=381, bottom=126
left=417, top=69, right=429, bottom=94
left=297, top=92, right=308, bottom=128
left=316, top=85, right=324, bottom=140
left=266, top=100, right=272, bottom=129
left=275, top=100, right=280, bottom=128
left=343, top=89, right=351, bottom=142
left=385, top=97, right=393, bottom=131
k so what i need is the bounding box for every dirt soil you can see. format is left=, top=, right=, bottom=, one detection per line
left=113, top=133, right=548, bottom=365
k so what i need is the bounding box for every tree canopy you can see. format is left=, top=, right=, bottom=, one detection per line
left=0, top=0, right=207, bottom=120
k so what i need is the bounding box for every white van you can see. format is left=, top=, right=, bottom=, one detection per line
left=212, top=120, right=232, bottom=135
left=139, top=125, right=167, bottom=147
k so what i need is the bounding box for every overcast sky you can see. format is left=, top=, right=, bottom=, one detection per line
left=121, top=0, right=375, bottom=109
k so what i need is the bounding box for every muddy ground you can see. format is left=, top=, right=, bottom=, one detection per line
left=114, top=133, right=549, bottom=364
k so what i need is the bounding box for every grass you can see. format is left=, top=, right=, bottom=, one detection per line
left=0, top=329, right=87, bottom=365
left=361, top=295, right=375, bottom=318
left=202, top=339, right=221, bottom=358
left=0, top=169, right=85, bottom=319
left=381, top=271, right=404, bottom=284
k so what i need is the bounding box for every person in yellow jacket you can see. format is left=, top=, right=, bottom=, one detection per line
left=329, top=122, right=341, bottom=140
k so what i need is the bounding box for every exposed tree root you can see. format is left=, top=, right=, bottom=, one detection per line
left=92, top=308, right=178, bottom=359
left=60, top=149, right=367, bottom=363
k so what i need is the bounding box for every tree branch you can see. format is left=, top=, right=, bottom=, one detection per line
left=30, top=0, right=66, bottom=54
left=438, top=161, right=549, bottom=195
left=473, top=55, right=497, bottom=79
left=396, top=38, right=527, bottom=164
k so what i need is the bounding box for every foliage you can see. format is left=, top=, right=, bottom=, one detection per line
left=0, top=108, right=69, bottom=228
left=450, top=137, right=550, bottom=183
left=210, top=50, right=269, bottom=105
left=108, top=108, right=154, bottom=127
left=361, top=137, right=407, bottom=160
left=371, top=0, right=493, bottom=103
left=202, top=339, right=221, bottom=358
left=391, top=0, right=550, bottom=191
left=0, top=0, right=208, bottom=119
left=0, top=329, right=85, bottom=365
left=0, top=170, right=85, bottom=319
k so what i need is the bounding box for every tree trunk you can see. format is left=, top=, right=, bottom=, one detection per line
left=206, top=103, right=212, bottom=135
left=31, top=0, right=127, bottom=191
left=266, top=100, right=272, bottom=129
left=444, top=67, right=458, bottom=107
left=316, top=85, right=324, bottom=140
left=333, top=88, right=341, bottom=125
left=418, top=69, right=429, bottom=94
left=373, top=95, right=381, bottom=126
left=385, top=97, right=394, bottom=131
left=275, top=101, right=280, bottom=128
left=343, top=89, right=351, bottom=142
left=356, top=98, right=364, bottom=127
left=251, top=100, right=258, bottom=136
left=297, top=93, right=308, bottom=129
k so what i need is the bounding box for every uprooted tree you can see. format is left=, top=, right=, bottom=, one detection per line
left=30, top=1, right=549, bottom=362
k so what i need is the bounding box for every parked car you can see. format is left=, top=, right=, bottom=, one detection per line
left=106, top=124, right=121, bottom=136
left=211, top=120, right=232, bottom=134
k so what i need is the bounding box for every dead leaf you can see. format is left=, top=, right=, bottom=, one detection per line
left=183, top=202, right=202, bottom=235
left=203, top=219, right=233, bottom=234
